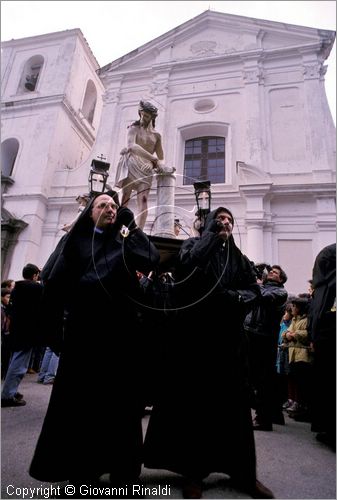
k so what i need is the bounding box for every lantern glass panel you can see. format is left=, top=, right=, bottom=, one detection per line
left=197, top=191, right=210, bottom=210
left=90, top=173, right=106, bottom=193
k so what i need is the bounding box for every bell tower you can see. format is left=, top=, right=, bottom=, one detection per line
left=1, top=29, right=104, bottom=278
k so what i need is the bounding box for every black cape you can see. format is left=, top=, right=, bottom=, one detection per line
left=30, top=196, right=159, bottom=481
left=308, top=243, right=336, bottom=439
left=8, top=279, right=44, bottom=350
left=143, top=208, right=260, bottom=485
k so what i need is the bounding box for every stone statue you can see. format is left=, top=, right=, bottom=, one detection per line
left=114, top=100, right=164, bottom=229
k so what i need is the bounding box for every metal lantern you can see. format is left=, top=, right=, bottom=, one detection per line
left=193, top=180, right=211, bottom=226
left=88, top=157, right=110, bottom=195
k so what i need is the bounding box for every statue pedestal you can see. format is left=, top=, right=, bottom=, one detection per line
left=153, top=166, right=176, bottom=238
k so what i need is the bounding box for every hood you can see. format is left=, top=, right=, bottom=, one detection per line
left=205, top=206, right=234, bottom=227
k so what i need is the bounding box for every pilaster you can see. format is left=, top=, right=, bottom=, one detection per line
left=239, top=182, right=272, bottom=263
left=241, top=57, right=264, bottom=167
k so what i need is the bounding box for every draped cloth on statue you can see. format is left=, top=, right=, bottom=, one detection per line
left=115, top=151, right=154, bottom=190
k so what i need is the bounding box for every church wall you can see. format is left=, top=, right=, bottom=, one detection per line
left=65, top=37, right=104, bottom=132
left=167, top=92, right=242, bottom=189
left=1, top=36, right=74, bottom=100
left=1, top=108, right=58, bottom=195
left=1, top=13, right=335, bottom=293
left=47, top=109, right=94, bottom=197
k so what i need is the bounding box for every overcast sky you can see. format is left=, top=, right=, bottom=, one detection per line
left=1, top=1, right=336, bottom=123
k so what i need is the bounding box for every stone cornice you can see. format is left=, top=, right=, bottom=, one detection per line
left=315, top=220, right=336, bottom=230
left=47, top=196, right=81, bottom=208
left=239, top=182, right=335, bottom=197
left=172, top=182, right=335, bottom=202
left=1, top=28, right=100, bottom=69
left=244, top=219, right=270, bottom=226
left=103, top=49, right=260, bottom=77
left=99, top=10, right=335, bottom=75
left=271, top=183, right=336, bottom=195
left=1, top=94, right=65, bottom=112
left=239, top=183, right=273, bottom=196
left=62, top=98, right=95, bottom=145
left=100, top=43, right=327, bottom=85
left=1, top=94, right=95, bottom=146
left=1, top=28, right=82, bottom=47
left=2, top=192, right=48, bottom=204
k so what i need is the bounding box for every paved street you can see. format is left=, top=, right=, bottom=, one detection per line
left=1, top=373, right=335, bottom=499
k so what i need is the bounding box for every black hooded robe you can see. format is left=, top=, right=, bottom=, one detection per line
left=143, top=208, right=260, bottom=486
left=309, top=243, right=336, bottom=440
left=29, top=197, right=159, bottom=482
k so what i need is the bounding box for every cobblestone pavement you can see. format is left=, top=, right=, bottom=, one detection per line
left=1, top=374, right=336, bottom=499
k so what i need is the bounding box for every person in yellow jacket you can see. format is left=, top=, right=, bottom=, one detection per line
left=282, top=297, right=312, bottom=420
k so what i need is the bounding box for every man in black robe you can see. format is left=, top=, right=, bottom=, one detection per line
left=29, top=192, right=159, bottom=491
left=309, top=243, right=336, bottom=449
left=143, top=207, right=274, bottom=499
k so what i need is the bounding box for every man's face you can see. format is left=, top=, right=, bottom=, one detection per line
left=267, top=267, right=282, bottom=283
left=139, top=110, right=153, bottom=127
left=215, top=211, right=233, bottom=240
left=91, top=195, right=118, bottom=229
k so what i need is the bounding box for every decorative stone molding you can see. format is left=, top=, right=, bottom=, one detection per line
left=1, top=207, right=28, bottom=275
left=1, top=94, right=65, bottom=112
left=319, top=64, right=328, bottom=81
left=190, top=40, right=217, bottom=56
left=2, top=191, right=48, bottom=204
left=193, top=98, right=216, bottom=113
left=102, top=90, right=120, bottom=104
left=245, top=219, right=266, bottom=227
left=237, top=162, right=272, bottom=185
left=243, top=68, right=264, bottom=85
left=302, top=63, right=322, bottom=79
left=315, top=220, right=336, bottom=230
left=62, top=97, right=95, bottom=144
left=150, top=81, right=168, bottom=96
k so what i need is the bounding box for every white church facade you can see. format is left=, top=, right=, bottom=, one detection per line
left=1, top=10, right=336, bottom=294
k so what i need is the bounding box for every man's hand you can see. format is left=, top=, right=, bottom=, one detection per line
left=205, top=219, right=224, bottom=234
left=115, top=207, right=137, bottom=230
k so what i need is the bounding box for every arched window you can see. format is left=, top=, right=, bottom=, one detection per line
left=183, top=136, right=225, bottom=185
left=17, top=55, right=44, bottom=93
left=82, top=80, right=97, bottom=125
left=1, top=138, right=19, bottom=177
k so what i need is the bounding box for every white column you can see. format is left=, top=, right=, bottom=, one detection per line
left=153, top=166, right=176, bottom=238
left=239, top=183, right=272, bottom=264
left=246, top=222, right=265, bottom=263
